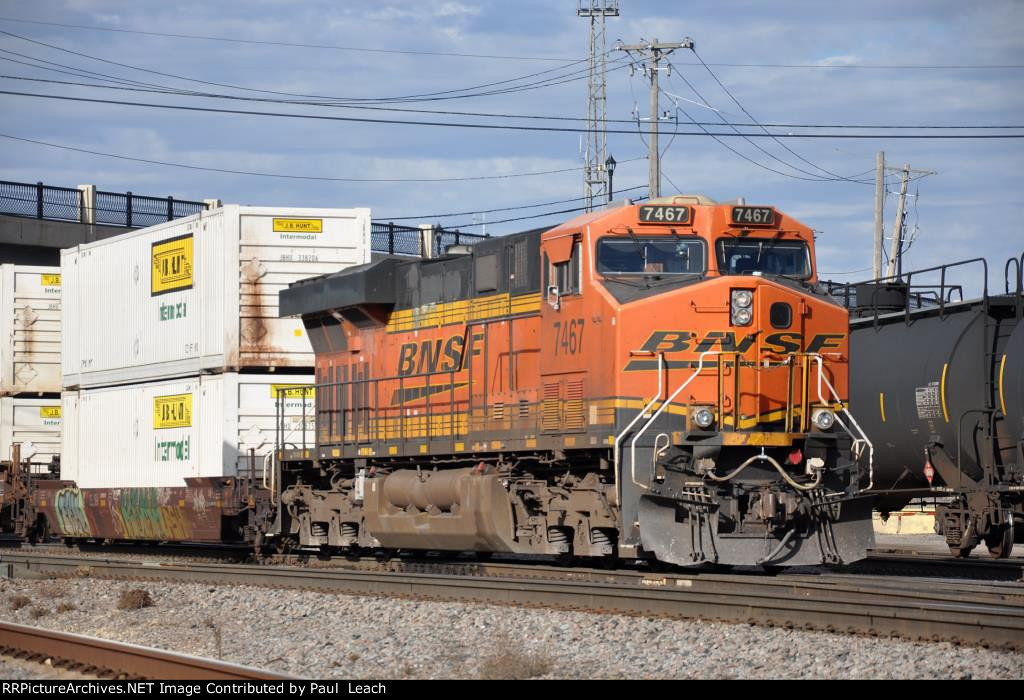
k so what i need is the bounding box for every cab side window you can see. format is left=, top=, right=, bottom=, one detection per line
left=551, top=240, right=581, bottom=296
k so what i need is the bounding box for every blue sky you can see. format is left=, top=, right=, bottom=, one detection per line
left=1, top=0, right=1021, bottom=291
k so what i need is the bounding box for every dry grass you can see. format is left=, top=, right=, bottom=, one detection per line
left=9, top=595, right=31, bottom=611
left=117, top=589, right=154, bottom=611
left=38, top=581, right=68, bottom=599
left=477, top=635, right=554, bottom=680
left=28, top=606, right=48, bottom=620
left=56, top=602, right=77, bottom=614
left=203, top=617, right=223, bottom=657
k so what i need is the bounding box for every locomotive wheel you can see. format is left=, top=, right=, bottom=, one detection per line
left=984, top=525, right=1014, bottom=559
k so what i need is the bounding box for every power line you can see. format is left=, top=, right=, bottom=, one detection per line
left=377, top=185, right=647, bottom=220
left=0, top=28, right=624, bottom=104
left=3, top=70, right=1019, bottom=131
left=4, top=90, right=1024, bottom=138
left=689, top=49, right=869, bottom=185
left=440, top=196, right=649, bottom=229
left=0, top=16, right=587, bottom=63
left=667, top=61, right=870, bottom=184
left=0, top=28, right=598, bottom=103
left=658, top=74, right=872, bottom=183
left=4, top=17, right=1022, bottom=70
left=0, top=132, right=645, bottom=183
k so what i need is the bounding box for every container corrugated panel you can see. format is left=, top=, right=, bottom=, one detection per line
left=0, top=265, right=62, bottom=395
left=0, top=396, right=63, bottom=473
left=60, top=373, right=313, bottom=489
left=62, top=205, right=370, bottom=389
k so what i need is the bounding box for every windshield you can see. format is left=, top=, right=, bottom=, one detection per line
left=716, top=239, right=811, bottom=278
left=597, top=237, right=705, bottom=275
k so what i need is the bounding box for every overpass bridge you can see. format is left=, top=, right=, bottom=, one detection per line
left=0, top=180, right=214, bottom=265
left=0, top=179, right=488, bottom=265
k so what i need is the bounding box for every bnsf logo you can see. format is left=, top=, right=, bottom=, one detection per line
left=639, top=330, right=845, bottom=355
left=397, top=333, right=483, bottom=377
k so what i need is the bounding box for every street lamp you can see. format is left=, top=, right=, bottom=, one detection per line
left=605, top=154, right=616, bottom=203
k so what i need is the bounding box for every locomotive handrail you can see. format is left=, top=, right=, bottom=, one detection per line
left=627, top=350, right=722, bottom=493
left=613, top=353, right=664, bottom=505
left=618, top=352, right=873, bottom=497
left=813, top=355, right=875, bottom=492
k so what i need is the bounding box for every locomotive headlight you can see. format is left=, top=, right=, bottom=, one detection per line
left=731, top=289, right=753, bottom=308
left=812, top=408, right=836, bottom=430
left=732, top=307, right=753, bottom=326
left=691, top=406, right=716, bottom=429
left=731, top=289, right=754, bottom=326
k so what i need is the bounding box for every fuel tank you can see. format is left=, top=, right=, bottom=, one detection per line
left=848, top=296, right=1022, bottom=512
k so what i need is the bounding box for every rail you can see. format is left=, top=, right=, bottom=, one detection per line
left=3, top=551, right=1022, bottom=652
left=0, top=620, right=292, bottom=679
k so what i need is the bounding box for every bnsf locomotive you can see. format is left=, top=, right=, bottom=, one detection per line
left=271, top=196, right=875, bottom=566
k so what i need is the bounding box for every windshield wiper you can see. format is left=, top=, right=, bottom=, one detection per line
left=625, top=227, right=645, bottom=258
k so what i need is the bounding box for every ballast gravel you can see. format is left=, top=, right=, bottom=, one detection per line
left=1, top=577, right=1020, bottom=680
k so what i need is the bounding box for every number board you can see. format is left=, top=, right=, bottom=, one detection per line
left=638, top=205, right=690, bottom=224
left=731, top=206, right=776, bottom=226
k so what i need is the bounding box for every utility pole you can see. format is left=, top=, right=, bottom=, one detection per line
left=577, top=1, right=619, bottom=212
left=873, top=151, right=885, bottom=280
left=881, top=162, right=937, bottom=280
left=885, top=164, right=911, bottom=280
left=616, top=37, right=694, bottom=199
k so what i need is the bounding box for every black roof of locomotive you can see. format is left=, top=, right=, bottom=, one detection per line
left=279, top=228, right=543, bottom=319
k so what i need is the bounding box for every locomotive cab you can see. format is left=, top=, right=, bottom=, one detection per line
left=538, top=195, right=874, bottom=566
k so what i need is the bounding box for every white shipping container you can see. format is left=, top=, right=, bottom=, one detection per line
left=60, top=373, right=314, bottom=489
left=1, top=396, right=63, bottom=472
left=1, top=265, right=62, bottom=395
left=62, top=204, right=370, bottom=389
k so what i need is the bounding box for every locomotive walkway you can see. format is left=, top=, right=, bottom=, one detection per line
left=2, top=551, right=1022, bottom=652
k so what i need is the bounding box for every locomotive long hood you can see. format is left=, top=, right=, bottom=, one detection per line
left=279, top=257, right=399, bottom=318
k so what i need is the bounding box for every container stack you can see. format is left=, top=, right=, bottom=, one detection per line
left=60, top=204, right=370, bottom=488
left=0, top=265, right=63, bottom=471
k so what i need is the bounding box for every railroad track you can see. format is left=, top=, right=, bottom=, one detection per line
left=0, top=620, right=293, bottom=679
left=3, top=551, right=1022, bottom=652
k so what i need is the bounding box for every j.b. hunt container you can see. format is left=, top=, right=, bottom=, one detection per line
left=60, top=373, right=313, bottom=489
left=1, top=396, right=62, bottom=470
left=61, top=204, right=370, bottom=389
left=1, top=265, right=62, bottom=395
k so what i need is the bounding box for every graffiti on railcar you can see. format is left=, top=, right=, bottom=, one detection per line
left=54, top=488, right=92, bottom=538
left=111, top=488, right=193, bottom=541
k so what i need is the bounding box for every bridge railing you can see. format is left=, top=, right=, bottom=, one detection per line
left=370, top=222, right=488, bottom=257
left=0, top=180, right=83, bottom=222
left=0, top=180, right=208, bottom=227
